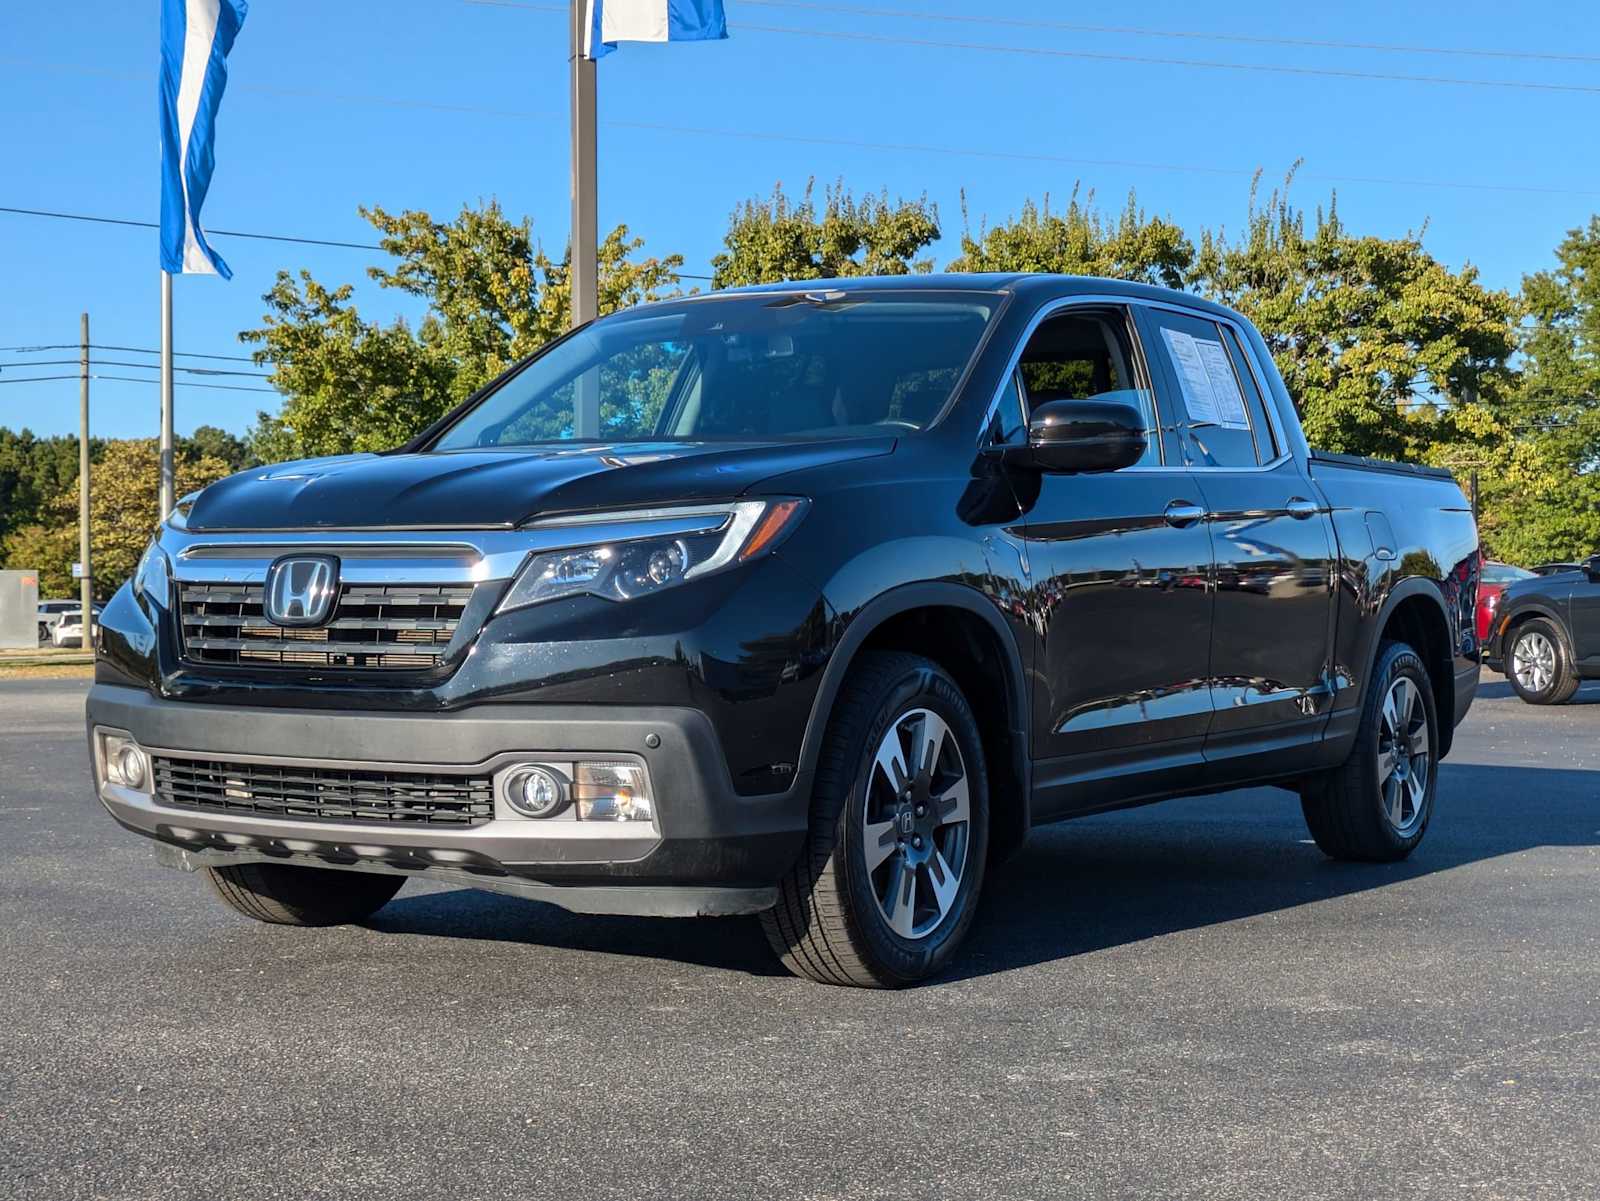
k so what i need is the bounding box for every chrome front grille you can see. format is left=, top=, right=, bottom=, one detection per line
left=153, top=755, right=494, bottom=826
left=178, top=583, right=473, bottom=670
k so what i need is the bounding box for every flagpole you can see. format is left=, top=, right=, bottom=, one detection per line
left=159, top=270, right=175, bottom=518
left=569, top=0, right=600, bottom=437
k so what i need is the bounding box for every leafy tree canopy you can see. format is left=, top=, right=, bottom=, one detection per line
left=950, top=187, right=1194, bottom=290
left=242, top=201, right=681, bottom=462
left=2, top=438, right=234, bottom=600
left=712, top=180, right=940, bottom=287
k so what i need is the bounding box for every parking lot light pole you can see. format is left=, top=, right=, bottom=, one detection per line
left=569, top=0, right=601, bottom=438
left=78, top=311, right=93, bottom=646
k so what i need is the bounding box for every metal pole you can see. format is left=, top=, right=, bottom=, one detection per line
left=570, top=0, right=601, bottom=438
left=160, top=270, right=175, bottom=518
left=78, top=312, right=93, bottom=647
left=1470, top=469, right=1480, bottom=527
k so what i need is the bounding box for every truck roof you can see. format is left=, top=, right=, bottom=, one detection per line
left=715, top=272, right=1246, bottom=322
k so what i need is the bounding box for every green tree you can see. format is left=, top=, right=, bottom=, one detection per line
left=949, top=187, right=1193, bottom=289
left=1, top=439, right=233, bottom=600
left=712, top=181, right=940, bottom=287
left=242, top=201, right=682, bottom=462
left=1193, top=174, right=1517, bottom=460
left=0, top=429, right=91, bottom=546
left=181, top=424, right=253, bottom=471
left=1455, top=217, right=1600, bottom=563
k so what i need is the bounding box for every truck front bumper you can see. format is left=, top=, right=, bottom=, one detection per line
left=86, top=684, right=811, bottom=917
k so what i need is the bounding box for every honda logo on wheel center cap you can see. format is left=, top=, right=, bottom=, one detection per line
left=263, top=555, right=340, bottom=627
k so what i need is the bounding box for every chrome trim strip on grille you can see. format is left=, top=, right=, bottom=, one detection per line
left=163, top=510, right=738, bottom=584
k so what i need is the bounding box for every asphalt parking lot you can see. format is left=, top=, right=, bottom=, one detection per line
left=3, top=674, right=1598, bottom=1201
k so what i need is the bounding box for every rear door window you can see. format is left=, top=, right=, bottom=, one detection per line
left=1139, top=308, right=1268, bottom=468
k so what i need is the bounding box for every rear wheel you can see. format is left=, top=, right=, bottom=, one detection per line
left=761, top=652, right=989, bottom=987
left=206, top=862, right=404, bottom=926
left=1301, top=640, right=1439, bottom=862
left=1506, top=618, right=1580, bottom=706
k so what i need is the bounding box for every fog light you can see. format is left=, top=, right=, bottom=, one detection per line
left=104, top=736, right=148, bottom=790
left=505, top=765, right=568, bottom=818
left=575, top=761, right=653, bottom=822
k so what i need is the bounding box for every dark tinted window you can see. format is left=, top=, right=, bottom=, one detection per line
left=1015, top=308, right=1160, bottom=466
left=1143, top=308, right=1263, bottom=468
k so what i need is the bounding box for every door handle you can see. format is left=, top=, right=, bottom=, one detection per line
left=1163, top=500, right=1206, bottom=527
left=1286, top=497, right=1320, bottom=520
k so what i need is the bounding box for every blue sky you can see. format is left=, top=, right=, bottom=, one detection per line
left=2, top=0, right=1598, bottom=439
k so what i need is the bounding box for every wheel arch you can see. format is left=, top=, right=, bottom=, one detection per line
left=799, top=583, right=1031, bottom=864
left=1496, top=601, right=1572, bottom=663
left=1365, top=579, right=1457, bottom=759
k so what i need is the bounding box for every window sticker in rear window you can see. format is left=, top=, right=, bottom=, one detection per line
left=1161, top=328, right=1250, bottom=430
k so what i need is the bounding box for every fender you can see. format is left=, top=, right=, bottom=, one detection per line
left=794, top=581, right=1032, bottom=823
left=1354, top=576, right=1456, bottom=751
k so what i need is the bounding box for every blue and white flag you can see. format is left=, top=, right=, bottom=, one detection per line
left=159, top=0, right=248, bottom=277
left=584, top=0, right=728, bottom=60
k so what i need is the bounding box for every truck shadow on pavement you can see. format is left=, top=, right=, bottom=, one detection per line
left=366, top=762, right=1600, bottom=984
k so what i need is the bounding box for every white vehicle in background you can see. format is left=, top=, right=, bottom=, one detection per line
left=37, top=599, right=78, bottom=643
left=51, top=606, right=101, bottom=647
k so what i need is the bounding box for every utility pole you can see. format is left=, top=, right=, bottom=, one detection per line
left=78, top=312, right=93, bottom=647
left=569, top=0, right=601, bottom=438
left=159, top=271, right=175, bottom=517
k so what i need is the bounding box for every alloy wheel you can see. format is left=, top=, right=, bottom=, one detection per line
left=861, top=708, right=971, bottom=940
left=1376, top=676, right=1430, bottom=835
left=1512, top=630, right=1556, bottom=695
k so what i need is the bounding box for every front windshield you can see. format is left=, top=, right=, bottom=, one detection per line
left=430, top=290, right=1000, bottom=450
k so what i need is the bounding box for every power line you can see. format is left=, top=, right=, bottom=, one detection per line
left=6, top=57, right=1599, bottom=202
left=0, top=341, right=261, bottom=362
left=731, top=22, right=1600, bottom=96
left=0, top=205, right=382, bottom=251
left=0, top=204, right=717, bottom=279
left=734, top=0, right=1600, bottom=67
left=464, top=1, right=1600, bottom=93
left=0, top=374, right=277, bottom=394
left=0, top=359, right=271, bottom=378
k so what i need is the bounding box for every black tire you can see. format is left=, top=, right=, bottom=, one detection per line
left=1300, top=640, right=1439, bottom=863
left=1505, top=617, right=1580, bottom=706
left=761, top=652, right=989, bottom=988
left=206, top=862, right=404, bottom=926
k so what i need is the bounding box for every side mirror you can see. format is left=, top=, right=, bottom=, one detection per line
left=1005, top=398, right=1148, bottom=474
left=1587, top=553, right=1600, bottom=583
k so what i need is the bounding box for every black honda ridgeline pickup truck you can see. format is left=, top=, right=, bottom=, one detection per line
left=88, top=275, right=1481, bottom=987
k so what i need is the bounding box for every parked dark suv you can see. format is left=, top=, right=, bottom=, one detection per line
left=87, top=275, right=1480, bottom=986
left=1488, top=555, right=1600, bottom=704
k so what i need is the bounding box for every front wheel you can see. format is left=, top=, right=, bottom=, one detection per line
left=1301, top=640, right=1439, bottom=863
left=1506, top=618, right=1579, bottom=706
left=761, top=652, right=989, bottom=987
left=206, top=862, right=404, bottom=926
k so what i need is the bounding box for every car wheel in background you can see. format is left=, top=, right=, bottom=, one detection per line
left=761, top=651, right=989, bottom=987
left=1506, top=618, right=1580, bottom=706
left=1301, top=640, right=1439, bottom=863
left=206, top=862, right=405, bottom=926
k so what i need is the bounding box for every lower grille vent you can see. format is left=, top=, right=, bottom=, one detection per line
left=153, top=756, right=494, bottom=826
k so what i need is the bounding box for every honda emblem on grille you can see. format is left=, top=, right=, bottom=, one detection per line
left=263, top=555, right=340, bottom=627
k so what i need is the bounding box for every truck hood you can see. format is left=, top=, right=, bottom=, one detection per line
left=183, top=439, right=894, bottom=531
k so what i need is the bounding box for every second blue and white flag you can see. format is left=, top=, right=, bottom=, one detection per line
left=584, top=0, right=728, bottom=60
left=159, top=0, right=248, bottom=277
